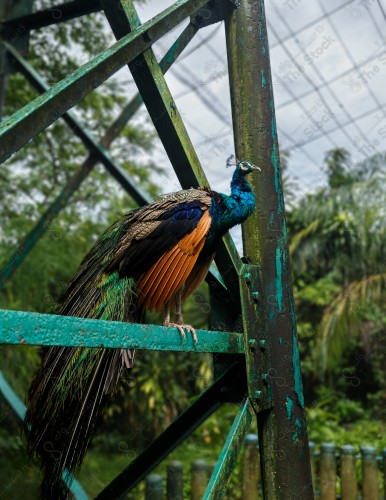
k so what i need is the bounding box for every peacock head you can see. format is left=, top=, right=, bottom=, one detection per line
left=226, top=154, right=260, bottom=176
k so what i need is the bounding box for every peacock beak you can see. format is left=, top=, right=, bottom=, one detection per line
left=251, top=165, right=261, bottom=171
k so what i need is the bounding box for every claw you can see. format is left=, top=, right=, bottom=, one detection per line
left=164, top=322, right=197, bottom=344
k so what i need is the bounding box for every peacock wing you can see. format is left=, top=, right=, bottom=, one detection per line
left=109, top=189, right=213, bottom=312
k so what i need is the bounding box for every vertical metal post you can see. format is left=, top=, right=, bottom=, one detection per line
left=225, top=1, right=313, bottom=498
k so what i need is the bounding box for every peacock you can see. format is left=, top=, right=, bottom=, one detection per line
left=25, top=155, right=259, bottom=499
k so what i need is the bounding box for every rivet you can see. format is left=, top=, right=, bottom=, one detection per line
left=248, top=339, right=257, bottom=350
left=259, top=340, right=267, bottom=350
left=251, top=291, right=259, bottom=303
left=254, top=390, right=262, bottom=400
left=261, top=373, right=268, bottom=383
left=244, top=272, right=251, bottom=284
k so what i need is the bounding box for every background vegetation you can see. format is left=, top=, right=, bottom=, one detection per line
left=0, top=4, right=385, bottom=498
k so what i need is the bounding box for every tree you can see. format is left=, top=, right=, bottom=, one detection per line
left=288, top=149, right=386, bottom=387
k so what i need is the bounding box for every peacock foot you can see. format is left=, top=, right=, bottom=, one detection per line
left=163, top=321, right=198, bottom=344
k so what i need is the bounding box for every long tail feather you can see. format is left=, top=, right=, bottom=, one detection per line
left=25, top=223, right=139, bottom=499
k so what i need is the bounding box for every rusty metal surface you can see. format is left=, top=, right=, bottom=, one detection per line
left=226, top=0, right=313, bottom=498
left=0, top=309, right=244, bottom=354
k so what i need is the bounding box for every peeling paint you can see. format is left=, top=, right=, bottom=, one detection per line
left=290, top=301, right=305, bottom=408
left=261, top=69, right=266, bottom=87
left=285, top=395, right=294, bottom=420
left=292, top=417, right=302, bottom=444
left=275, top=246, right=283, bottom=312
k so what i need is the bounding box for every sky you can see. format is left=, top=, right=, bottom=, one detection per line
left=113, top=0, right=386, bottom=200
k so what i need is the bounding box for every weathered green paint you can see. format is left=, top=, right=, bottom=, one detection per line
left=0, top=309, right=244, bottom=354
left=0, top=22, right=198, bottom=290
left=261, top=69, right=266, bottom=87
left=0, top=371, right=89, bottom=500
left=285, top=395, right=294, bottom=420
left=203, top=398, right=253, bottom=499
left=275, top=246, right=283, bottom=312
left=239, top=263, right=273, bottom=412
left=292, top=417, right=302, bottom=444
left=0, top=0, right=209, bottom=163
left=225, top=0, right=313, bottom=498
left=291, top=300, right=305, bottom=408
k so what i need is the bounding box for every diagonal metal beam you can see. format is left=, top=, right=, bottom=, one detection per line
left=95, top=362, right=246, bottom=500
left=0, top=23, right=198, bottom=289
left=101, top=0, right=242, bottom=297
left=3, top=0, right=101, bottom=31
left=0, top=371, right=89, bottom=500
left=2, top=42, right=150, bottom=205
left=203, top=398, right=253, bottom=499
left=0, top=309, right=245, bottom=354
left=0, top=0, right=209, bottom=164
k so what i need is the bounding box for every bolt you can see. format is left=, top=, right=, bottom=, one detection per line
left=252, top=291, right=259, bottom=303
left=248, top=339, right=257, bottom=350
left=261, top=373, right=268, bottom=383
left=259, top=339, right=267, bottom=350
left=244, top=272, right=251, bottom=285
left=254, top=390, right=262, bottom=401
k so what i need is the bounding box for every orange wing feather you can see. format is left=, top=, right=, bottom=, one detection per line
left=137, top=210, right=211, bottom=312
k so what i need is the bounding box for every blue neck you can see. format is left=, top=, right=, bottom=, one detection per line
left=230, top=168, right=253, bottom=196
left=208, top=168, right=256, bottom=239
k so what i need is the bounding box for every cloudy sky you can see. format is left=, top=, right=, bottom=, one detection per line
left=119, top=0, right=386, bottom=199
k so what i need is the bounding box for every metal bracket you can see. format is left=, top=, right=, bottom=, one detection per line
left=239, top=263, right=274, bottom=413
left=190, top=0, right=240, bottom=29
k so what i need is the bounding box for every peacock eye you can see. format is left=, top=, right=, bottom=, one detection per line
left=240, top=162, right=248, bottom=170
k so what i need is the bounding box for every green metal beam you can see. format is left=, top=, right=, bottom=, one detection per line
left=101, top=0, right=242, bottom=298
left=0, top=23, right=198, bottom=289
left=0, top=0, right=209, bottom=163
left=0, top=371, right=89, bottom=500
left=203, top=398, right=253, bottom=499
left=0, top=309, right=244, bottom=354
left=226, top=1, right=313, bottom=498
left=3, top=0, right=100, bottom=31
left=3, top=41, right=151, bottom=206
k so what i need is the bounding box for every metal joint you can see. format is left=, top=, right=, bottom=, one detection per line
left=190, top=0, right=239, bottom=29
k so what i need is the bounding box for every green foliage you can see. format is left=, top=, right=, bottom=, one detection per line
left=289, top=149, right=386, bottom=377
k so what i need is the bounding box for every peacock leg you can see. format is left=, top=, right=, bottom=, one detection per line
left=162, top=293, right=198, bottom=343
left=163, top=300, right=186, bottom=340
left=174, top=289, right=198, bottom=344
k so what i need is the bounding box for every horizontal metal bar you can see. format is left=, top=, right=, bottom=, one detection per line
left=0, top=22, right=198, bottom=290
left=3, top=42, right=151, bottom=206
left=0, top=309, right=244, bottom=353
left=2, top=0, right=101, bottom=30
left=204, top=398, right=253, bottom=499
left=0, top=0, right=208, bottom=164
left=96, top=362, right=245, bottom=499
left=0, top=370, right=89, bottom=500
